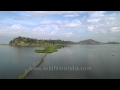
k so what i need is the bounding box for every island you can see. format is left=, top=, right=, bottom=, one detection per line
left=106, top=42, right=120, bottom=44
left=9, top=36, right=76, bottom=54
left=9, top=37, right=120, bottom=46
left=78, top=39, right=102, bottom=45
left=9, top=36, right=76, bottom=46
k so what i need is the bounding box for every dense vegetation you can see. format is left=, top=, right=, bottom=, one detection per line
left=35, top=45, right=64, bottom=53
left=9, top=36, right=76, bottom=46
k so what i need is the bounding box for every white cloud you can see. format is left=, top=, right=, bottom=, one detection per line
left=11, top=24, right=22, bottom=30
left=50, top=31, right=57, bottom=35
left=28, top=11, right=89, bottom=17
left=0, top=22, right=80, bottom=43
left=64, top=14, right=79, bottom=17
left=0, top=24, right=50, bottom=38
left=84, top=11, right=120, bottom=34
left=87, top=18, right=101, bottom=23
left=2, top=11, right=120, bottom=43
left=1, top=18, right=38, bottom=27
left=54, top=25, right=60, bottom=31
left=66, top=32, right=73, bottom=37
left=40, top=19, right=81, bottom=29
left=89, top=11, right=105, bottom=17
left=14, top=18, right=25, bottom=20
left=111, top=27, right=120, bottom=33
left=40, top=20, right=54, bottom=25
left=88, top=26, right=94, bottom=31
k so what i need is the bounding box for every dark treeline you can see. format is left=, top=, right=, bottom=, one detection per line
left=9, top=36, right=76, bottom=46
left=106, top=42, right=120, bottom=44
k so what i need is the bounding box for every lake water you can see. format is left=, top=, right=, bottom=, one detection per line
left=0, top=45, right=120, bottom=79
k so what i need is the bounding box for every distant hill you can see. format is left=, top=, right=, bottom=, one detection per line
left=106, top=42, right=120, bottom=44
left=78, top=39, right=102, bottom=45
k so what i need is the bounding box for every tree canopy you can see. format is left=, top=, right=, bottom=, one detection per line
left=9, top=36, right=76, bottom=46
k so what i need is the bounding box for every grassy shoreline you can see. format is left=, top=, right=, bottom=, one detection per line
left=35, top=44, right=64, bottom=53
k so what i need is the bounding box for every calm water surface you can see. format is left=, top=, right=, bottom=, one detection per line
left=0, top=45, right=120, bottom=79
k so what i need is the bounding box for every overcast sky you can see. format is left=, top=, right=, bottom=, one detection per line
left=0, top=11, right=120, bottom=44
